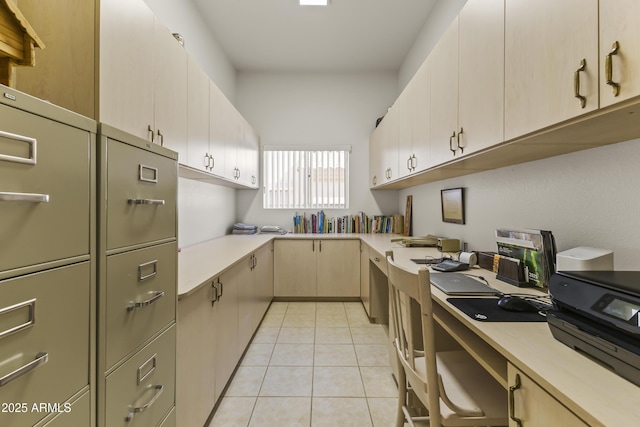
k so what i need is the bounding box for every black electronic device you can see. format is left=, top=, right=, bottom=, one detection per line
left=432, top=259, right=469, bottom=272
left=548, top=271, right=640, bottom=386
left=497, top=295, right=541, bottom=312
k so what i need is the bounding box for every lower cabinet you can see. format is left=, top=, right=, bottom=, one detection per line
left=508, top=363, right=589, bottom=427
left=176, top=242, right=273, bottom=427
left=274, top=239, right=360, bottom=297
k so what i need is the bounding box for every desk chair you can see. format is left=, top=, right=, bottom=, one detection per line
left=386, top=255, right=508, bottom=427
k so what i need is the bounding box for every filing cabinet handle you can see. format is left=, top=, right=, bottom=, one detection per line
left=127, top=198, right=166, bottom=205
left=508, top=374, right=523, bottom=427
left=0, top=130, right=37, bottom=165
left=127, top=291, right=164, bottom=312
left=0, top=191, right=49, bottom=203
left=0, top=298, right=36, bottom=340
left=138, top=260, right=158, bottom=281
left=125, top=384, right=164, bottom=422
left=0, top=352, right=48, bottom=388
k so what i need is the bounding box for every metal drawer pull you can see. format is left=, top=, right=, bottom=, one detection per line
left=0, top=192, right=49, bottom=203
left=0, top=352, right=48, bottom=388
left=138, top=164, right=159, bottom=183
left=125, top=384, right=164, bottom=422
left=127, top=198, right=165, bottom=205
left=0, top=299, right=36, bottom=340
left=137, top=354, right=157, bottom=385
left=127, top=291, right=164, bottom=312
left=138, top=260, right=158, bottom=281
left=0, top=130, right=37, bottom=165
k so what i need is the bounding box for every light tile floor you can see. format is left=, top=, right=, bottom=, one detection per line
left=209, top=302, right=399, bottom=427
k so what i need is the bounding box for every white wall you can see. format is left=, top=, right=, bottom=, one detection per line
left=235, top=72, right=400, bottom=231
left=398, top=139, right=640, bottom=270
left=398, top=0, right=467, bottom=91
left=143, top=0, right=236, bottom=101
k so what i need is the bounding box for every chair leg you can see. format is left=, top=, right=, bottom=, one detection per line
left=396, top=366, right=407, bottom=427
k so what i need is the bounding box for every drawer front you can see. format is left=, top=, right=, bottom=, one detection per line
left=0, top=263, right=91, bottom=427
left=369, top=249, right=388, bottom=274
left=106, top=138, right=177, bottom=250
left=158, top=407, right=175, bottom=427
left=106, top=242, right=177, bottom=369
left=0, top=105, right=91, bottom=273
left=36, top=389, right=91, bottom=427
left=106, top=325, right=176, bottom=427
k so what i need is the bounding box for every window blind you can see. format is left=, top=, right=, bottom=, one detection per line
left=263, top=146, right=350, bottom=209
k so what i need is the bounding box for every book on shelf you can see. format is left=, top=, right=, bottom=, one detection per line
left=291, top=211, right=400, bottom=234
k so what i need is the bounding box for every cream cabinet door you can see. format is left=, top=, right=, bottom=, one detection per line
left=209, top=82, right=228, bottom=177
left=599, top=0, right=640, bottom=107
left=187, top=56, right=211, bottom=172
left=504, top=0, right=598, bottom=140
left=274, top=240, right=317, bottom=297
left=99, top=0, right=154, bottom=140
left=254, top=243, right=274, bottom=327
left=235, top=255, right=257, bottom=351
left=176, top=283, right=217, bottom=427
left=215, top=271, right=239, bottom=398
left=429, top=17, right=459, bottom=166
left=382, top=107, right=399, bottom=183
left=508, top=363, right=589, bottom=427
left=360, top=243, right=371, bottom=315
left=458, top=0, right=504, bottom=155
left=154, top=20, right=188, bottom=153
left=397, top=86, right=413, bottom=179
left=317, top=240, right=360, bottom=297
left=369, top=120, right=385, bottom=188
left=409, top=61, right=430, bottom=174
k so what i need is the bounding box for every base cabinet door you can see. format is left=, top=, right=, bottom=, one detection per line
left=317, top=240, right=360, bottom=297
left=215, top=271, right=239, bottom=398
left=274, top=240, right=317, bottom=297
left=508, top=363, right=588, bottom=427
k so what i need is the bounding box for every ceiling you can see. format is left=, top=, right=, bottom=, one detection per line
left=192, top=0, right=437, bottom=72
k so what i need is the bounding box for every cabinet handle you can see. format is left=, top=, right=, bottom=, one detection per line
left=147, top=125, right=154, bottom=143
left=210, top=282, right=218, bottom=306
left=156, top=129, right=164, bottom=146
left=125, top=384, right=164, bottom=422
left=204, top=153, right=210, bottom=169
left=411, top=155, right=417, bottom=170
left=237, top=168, right=241, bottom=179
left=407, top=157, right=412, bottom=172
left=372, top=176, right=377, bottom=186
left=0, top=298, right=36, bottom=340
left=128, top=198, right=166, bottom=205
left=0, top=130, right=37, bottom=165
left=209, top=155, right=214, bottom=170
left=509, top=374, right=523, bottom=427
left=0, top=192, right=49, bottom=203
left=312, top=241, right=315, bottom=252
left=449, top=130, right=457, bottom=154
left=574, top=58, right=587, bottom=108
left=605, top=41, right=620, bottom=96
left=127, top=291, right=164, bottom=312
left=0, top=352, right=48, bottom=388
left=319, top=241, right=322, bottom=252
left=137, top=260, right=158, bottom=282
left=457, top=127, right=464, bottom=153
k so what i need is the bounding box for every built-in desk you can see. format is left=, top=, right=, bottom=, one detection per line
left=390, top=247, right=640, bottom=427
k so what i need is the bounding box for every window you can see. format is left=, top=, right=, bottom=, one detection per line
left=263, top=146, right=350, bottom=209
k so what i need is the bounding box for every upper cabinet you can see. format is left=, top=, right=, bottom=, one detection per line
left=371, top=0, right=640, bottom=190
left=504, top=0, right=599, bottom=140
left=599, top=0, right=640, bottom=108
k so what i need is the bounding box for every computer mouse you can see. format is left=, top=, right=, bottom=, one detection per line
left=497, top=295, right=540, bottom=312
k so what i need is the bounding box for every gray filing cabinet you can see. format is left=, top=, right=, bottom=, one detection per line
left=0, top=85, right=97, bottom=427
left=97, top=124, right=178, bottom=427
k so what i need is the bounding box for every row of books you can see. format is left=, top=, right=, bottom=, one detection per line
left=292, top=211, right=404, bottom=234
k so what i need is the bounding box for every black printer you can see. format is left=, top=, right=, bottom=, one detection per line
left=548, top=271, right=640, bottom=386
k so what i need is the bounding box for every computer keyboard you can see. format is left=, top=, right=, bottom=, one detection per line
left=432, top=259, right=469, bottom=272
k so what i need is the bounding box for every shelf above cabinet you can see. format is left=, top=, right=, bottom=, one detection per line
left=178, top=163, right=259, bottom=189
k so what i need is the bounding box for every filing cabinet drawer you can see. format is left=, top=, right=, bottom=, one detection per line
left=0, top=105, right=91, bottom=273
left=106, top=242, right=177, bottom=369
left=158, top=407, right=175, bottom=427
left=0, top=262, right=90, bottom=427
left=106, top=325, right=176, bottom=427
left=36, top=389, right=91, bottom=427
left=106, top=139, right=177, bottom=250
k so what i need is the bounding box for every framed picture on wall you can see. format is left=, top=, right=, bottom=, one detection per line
left=441, top=187, right=465, bottom=224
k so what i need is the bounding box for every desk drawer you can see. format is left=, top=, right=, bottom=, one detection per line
left=0, top=263, right=90, bottom=427
left=106, top=325, right=176, bottom=427
left=0, top=105, right=91, bottom=273
left=105, top=242, right=177, bottom=369
left=106, top=138, right=176, bottom=250
left=369, top=249, right=388, bottom=274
